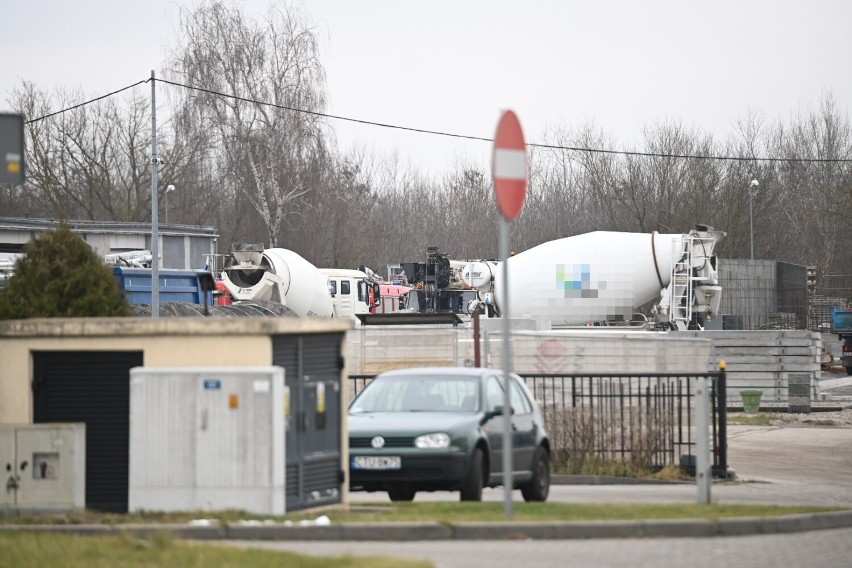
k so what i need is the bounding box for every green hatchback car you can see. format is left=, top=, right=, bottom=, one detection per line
left=348, top=367, right=551, bottom=502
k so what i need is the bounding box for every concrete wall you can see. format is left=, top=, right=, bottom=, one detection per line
left=717, top=259, right=808, bottom=330
left=504, top=330, right=713, bottom=374
left=346, top=322, right=714, bottom=376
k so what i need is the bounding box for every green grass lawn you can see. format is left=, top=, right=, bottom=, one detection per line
left=2, top=502, right=845, bottom=568
left=0, top=532, right=431, bottom=568
left=1, top=501, right=842, bottom=527
left=313, top=501, right=841, bottom=522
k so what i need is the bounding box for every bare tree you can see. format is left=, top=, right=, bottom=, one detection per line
left=294, top=151, right=375, bottom=268
left=7, top=81, right=199, bottom=225
left=169, top=0, right=329, bottom=249
left=11, top=83, right=149, bottom=220
left=361, top=158, right=435, bottom=270
left=523, top=125, right=597, bottom=248
left=568, top=122, right=626, bottom=231
left=768, top=92, right=852, bottom=273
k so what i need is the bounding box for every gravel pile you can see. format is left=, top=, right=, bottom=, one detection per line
left=770, top=407, right=852, bottom=427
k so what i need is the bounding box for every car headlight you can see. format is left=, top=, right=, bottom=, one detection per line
left=414, top=432, right=451, bottom=448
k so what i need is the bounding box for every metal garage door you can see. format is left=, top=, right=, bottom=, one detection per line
left=33, top=351, right=143, bottom=513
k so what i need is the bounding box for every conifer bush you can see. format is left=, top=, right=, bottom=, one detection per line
left=0, top=225, right=132, bottom=320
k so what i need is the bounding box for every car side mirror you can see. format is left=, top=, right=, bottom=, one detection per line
left=483, top=405, right=514, bottom=422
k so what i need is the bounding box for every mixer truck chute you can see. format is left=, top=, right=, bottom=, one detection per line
left=221, top=244, right=334, bottom=318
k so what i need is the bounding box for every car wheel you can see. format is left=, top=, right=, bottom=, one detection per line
left=460, top=447, right=484, bottom=501
left=387, top=488, right=417, bottom=502
left=520, top=446, right=550, bottom=502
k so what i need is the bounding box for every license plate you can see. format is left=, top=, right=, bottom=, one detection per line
left=352, top=456, right=401, bottom=470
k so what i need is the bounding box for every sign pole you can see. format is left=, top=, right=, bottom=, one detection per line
left=491, top=109, right=527, bottom=519
left=696, top=376, right=712, bottom=504
left=500, top=216, right=513, bottom=518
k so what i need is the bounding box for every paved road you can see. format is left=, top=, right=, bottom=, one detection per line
left=220, top=409, right=852, bottom=567
left=341, top=425, right=852, bottom=508
left=225, top=529, right=852, bottom=568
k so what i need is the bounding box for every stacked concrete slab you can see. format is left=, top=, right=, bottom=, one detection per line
left=674, top=330, right=822, bottom=404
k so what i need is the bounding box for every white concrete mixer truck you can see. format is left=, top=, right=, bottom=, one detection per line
left=220, top=244, right=334, bottom=318
left=463, top=225, right=726, bottom=330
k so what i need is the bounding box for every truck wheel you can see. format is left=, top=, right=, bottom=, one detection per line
left=460, top=448, right=484, bottom=501
left=846, top=367, right=852, bottom=376
left=520, top=446, right=551, bottom=502
left=388, top=488, right=416, bottom=502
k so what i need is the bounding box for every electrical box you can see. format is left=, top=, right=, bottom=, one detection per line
left=128, top=366, right=286, bottom=515
left=1, top=423, right=86, bottom=511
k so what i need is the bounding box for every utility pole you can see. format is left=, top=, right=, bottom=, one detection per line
left=150, top=70, right=160, bottom=318
left=749, top=179, right=759, bottom=260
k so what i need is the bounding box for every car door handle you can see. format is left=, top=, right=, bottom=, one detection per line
left=511, top=423, right=517, bottom=431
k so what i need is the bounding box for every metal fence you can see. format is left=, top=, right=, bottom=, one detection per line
left=520, top=372, right=726, bottom=476
left=348, top=370, right=728, bottom=477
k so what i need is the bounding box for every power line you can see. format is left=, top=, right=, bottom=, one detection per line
left=23, top=81, right=148, bottom=125
left=158, top=78, right=852, bottom=163
left=527, top=142, right=850, bottom=163
left=23, top=77, right=852, bottom=164
left=156, top=77, right=494, bottom=144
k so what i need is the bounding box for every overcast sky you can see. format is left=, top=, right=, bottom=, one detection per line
left=3, top=0, right=851, bottom=177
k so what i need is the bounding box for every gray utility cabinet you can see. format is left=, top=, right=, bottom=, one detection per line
left=128, top=367, right=286, bottom=515
left=1, top=423, right=86, bottom=511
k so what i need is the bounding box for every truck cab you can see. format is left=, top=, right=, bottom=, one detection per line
left=377, top=283, right=415, bottom=313
left=832, top=307, right=852, bottom=375
left=320, top=268, right=380, bottom=322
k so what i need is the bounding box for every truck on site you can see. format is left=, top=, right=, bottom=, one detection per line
left=378, top=282, right=415, bottom=313
left=113, top=266, right=215, bottom=305
left=398, top=246, right=484, bottom=315
left=365, top=265, right=416, bottom=313
left=461, top=224, right=726, bottom=331
left=220, top=244, right=334, bottom=318
left=831, top=307, right=852, bottom=375
left=319, top=267, right=381, bottom=321
left=215, top=244, right=416, bottom=322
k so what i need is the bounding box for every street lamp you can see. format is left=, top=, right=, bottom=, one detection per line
left=165, top=184, right=175, bottom=225
left=748, top=179, right=759, bottom=260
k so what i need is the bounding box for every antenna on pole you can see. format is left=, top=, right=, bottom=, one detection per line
left=150, top=70, right=160, bottom=318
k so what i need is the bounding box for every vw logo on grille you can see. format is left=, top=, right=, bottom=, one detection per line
left=370, top=436, right=385, bottom=449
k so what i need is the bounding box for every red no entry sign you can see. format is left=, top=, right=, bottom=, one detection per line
left=492, top=110, right=527, bottom=221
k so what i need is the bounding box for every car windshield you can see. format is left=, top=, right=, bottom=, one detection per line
left=350, top=375, right=480, bottom=413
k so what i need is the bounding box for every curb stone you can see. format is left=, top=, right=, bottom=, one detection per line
left=3, top=511, right=852, bottom=541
